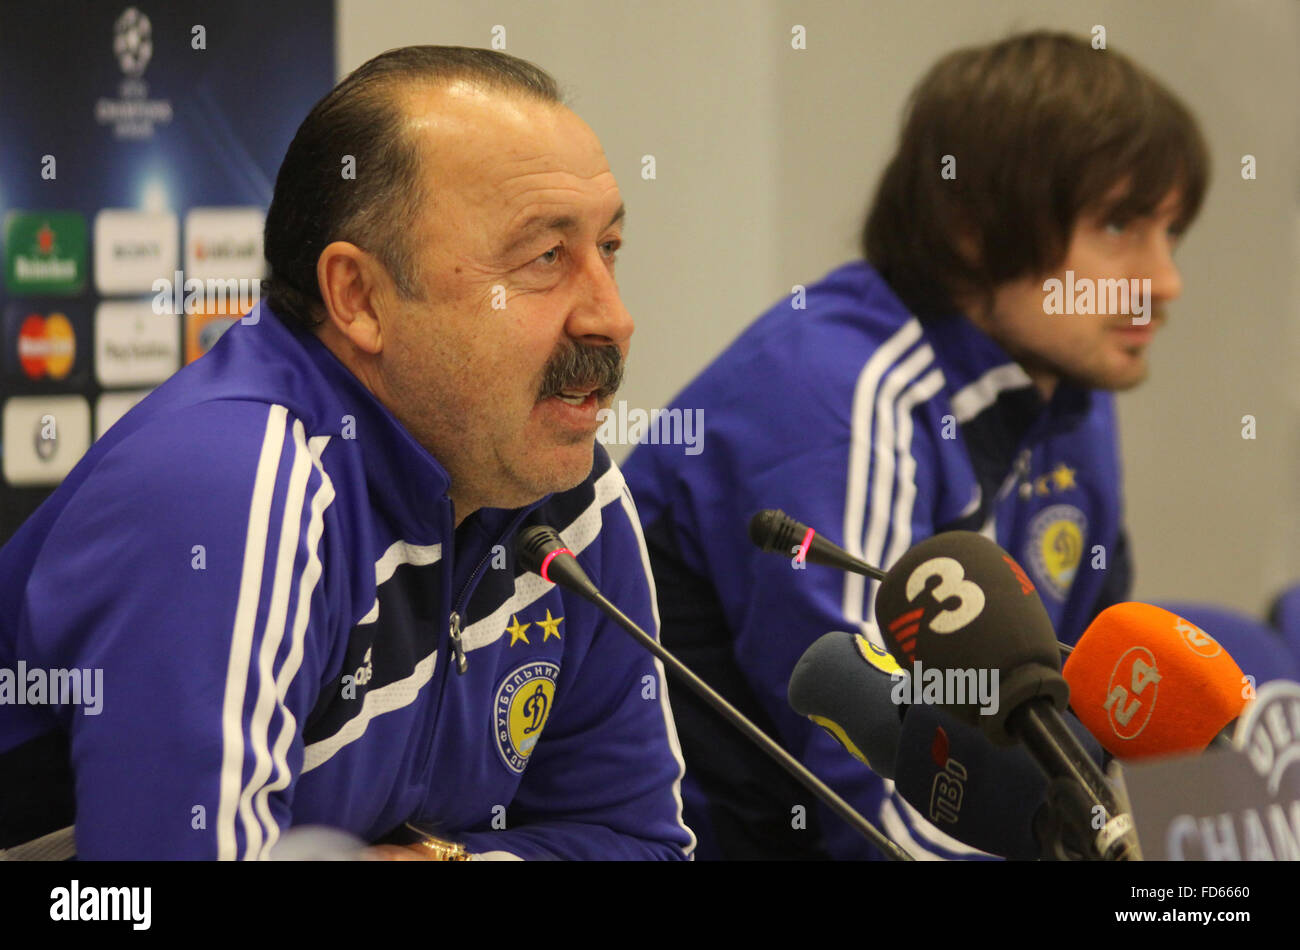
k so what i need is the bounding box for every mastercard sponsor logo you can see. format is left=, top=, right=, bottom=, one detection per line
left=17, top=312, right=77, bottom=380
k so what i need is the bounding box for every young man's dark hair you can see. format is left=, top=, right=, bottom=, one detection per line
left=623, top=30, right=1210, bottom=862
left=864, top=30, right=1209, bottom=320
left=263, top=46, right=562, bottom=331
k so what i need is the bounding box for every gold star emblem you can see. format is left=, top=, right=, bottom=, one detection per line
left=1034, top=475, right=1052, bottom=496
left=1051, top=464, right=1077, bottom=492
left=505, top=614, right=531, bottom=647
left=537, top=608, right=564, bottom=642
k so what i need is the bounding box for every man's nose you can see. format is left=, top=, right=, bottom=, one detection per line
left=566, top=250, right=634, bottom=351
left=1145, top=233, right=1183, bottom=303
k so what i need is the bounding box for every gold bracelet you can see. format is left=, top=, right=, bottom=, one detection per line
left=403, top=823, right=470, bottom=861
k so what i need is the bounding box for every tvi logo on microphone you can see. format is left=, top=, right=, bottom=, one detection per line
left=930, top=756, right=968, bottom=825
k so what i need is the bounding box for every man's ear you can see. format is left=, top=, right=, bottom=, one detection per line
left=316, top=241, right=390, bottom=354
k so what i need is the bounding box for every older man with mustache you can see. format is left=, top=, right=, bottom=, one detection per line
left=0, top=46, right=693, bottom=861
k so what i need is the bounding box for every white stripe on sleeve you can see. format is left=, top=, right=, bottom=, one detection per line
left=237, top=417, right=315, bottom=859
left=841, top=323, right=933, bottom=650
left=254, top=433, right=335, bottom=858
left=217, top=404, right=288, bottom=861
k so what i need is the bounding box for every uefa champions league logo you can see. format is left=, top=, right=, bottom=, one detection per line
left=97, top=5, right=171, bottom=137
left=113, top=7, right=153, bottom=78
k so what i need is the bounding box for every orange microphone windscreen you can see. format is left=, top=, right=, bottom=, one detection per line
left=1062, top=602, right=1248, bottom=760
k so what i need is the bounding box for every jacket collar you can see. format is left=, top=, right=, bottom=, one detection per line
left=919, top=308, right=1093, bottom=438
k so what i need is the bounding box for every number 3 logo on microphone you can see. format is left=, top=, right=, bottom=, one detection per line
left=905, top=557, right=986, bottom=634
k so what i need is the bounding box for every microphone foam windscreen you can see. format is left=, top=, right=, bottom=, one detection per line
left=875, top=531, right=1066, bottom=740
left=875, top=531, right=1058, bottom=675
left=788, top=631, right=905, bottom=779
left=892, top=704, right=1106, bottom=860
left=1062, top=602, right=1248, bottom=760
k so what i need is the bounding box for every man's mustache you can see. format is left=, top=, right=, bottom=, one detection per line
left=538, top=343, right=624, bottom=400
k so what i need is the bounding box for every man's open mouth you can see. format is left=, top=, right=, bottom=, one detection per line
left=553, top=389, right=594, bottom=406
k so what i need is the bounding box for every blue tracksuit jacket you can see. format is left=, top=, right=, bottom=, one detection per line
left=621, top=261, right=1131, bottom=860
left=0, top=301, right=694, bottom=860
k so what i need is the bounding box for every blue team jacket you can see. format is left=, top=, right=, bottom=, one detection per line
left=0, top=301, right=694, bottom=860
left=622, top=261, right=1130, bottom=860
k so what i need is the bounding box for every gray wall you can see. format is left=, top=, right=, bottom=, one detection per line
left=339, top=0, right=1300, bottom=616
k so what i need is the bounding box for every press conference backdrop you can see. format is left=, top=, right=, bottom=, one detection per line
left=0, top=2, right=334, bottom=538
left=2, top=1, right=1295, bottom=623
left=340, top=0, right=1299, bottom=616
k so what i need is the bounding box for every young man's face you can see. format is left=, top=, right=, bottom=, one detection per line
left=972, top=188, right=1186, bottom=397
left=378, top=83, right=632, bottom=517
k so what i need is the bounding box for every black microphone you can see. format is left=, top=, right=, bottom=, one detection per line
left=748, top=509, right=886, bottom=580
left=788, top=627, right=1109, bottom=859
left=750, top=511, right=1078, bottom=666
left=514, top=524, right=913, bottom=861
left=893, top=703, right=1107, bottom=860
left=787, top=631, right=907, bottom=779
left=874, top=530, right=1137, bottom=860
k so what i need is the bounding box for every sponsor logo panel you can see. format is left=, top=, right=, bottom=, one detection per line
left=94, top=300, right=179, bottom=387
left=93, top=209, right=178, bottom=294
left=4, top=212, right=87, bottom=295
left=184, top=207, right=265, bottom=282
left=2, top=395, right=92, bottom=486
left=184, top=312, right=239, bottom=364
left=95, top=389, right=152, bottom=441
left=3, top=304, right=88, bottom=385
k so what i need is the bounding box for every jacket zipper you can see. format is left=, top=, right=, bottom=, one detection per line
left=446, top=510, right=535, bottom=675
left=414, top=507, right=543, bottom=803
left=447, top=610, right=467, bottom=674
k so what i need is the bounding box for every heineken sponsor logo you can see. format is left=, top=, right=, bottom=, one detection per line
left=15, top=256, right=77, bottom=280
left=4, top=211, right=86, bottom=294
